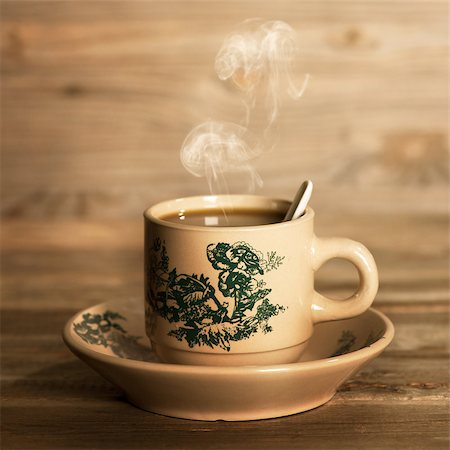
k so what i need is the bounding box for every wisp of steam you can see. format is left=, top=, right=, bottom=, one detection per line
left=180, top=19, right=308, bottom=195
left=215, top=19, right=309, bottom=126
left=180, top=121, right=263, bottom=194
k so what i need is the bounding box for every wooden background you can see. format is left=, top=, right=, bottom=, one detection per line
left=1, top=1, right=448, bottom=449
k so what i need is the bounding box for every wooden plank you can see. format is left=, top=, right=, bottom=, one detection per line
left=1, top=309, right=448, bottom=367
left=1, top=209, right=448, bottom=309
left=1, top=1, right=448, bottom=203
left=1, top=255, right=448, bottom=309
left=2, top=319, right=449, bottom=448
left=1, top=212, right=448, bottom=254
left=1, top=186, right=449, bottom=219
left=2, top=403, right=448, bottom=450
left=2, top=304, right=447, bottom=448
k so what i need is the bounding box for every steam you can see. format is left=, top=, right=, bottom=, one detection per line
left=180, top=121, right=263, bottom=194
left=215, top=19, right=309, bottom=126
left=180, top=19, right=309, bottom=195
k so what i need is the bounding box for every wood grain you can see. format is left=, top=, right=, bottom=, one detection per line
left=1, top=214, right=449, bottom=448
left=1, top=306, right=449, bottom=450
left=3, top=403, right=448, bottom=450
left=1, top=0, right=448, bottom=209
left=1, top=211, right=448, bottom=310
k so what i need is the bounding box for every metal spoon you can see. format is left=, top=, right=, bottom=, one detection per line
left=283, top=180, right=313, bottom=221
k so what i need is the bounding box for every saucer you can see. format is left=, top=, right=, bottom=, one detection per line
left=63, top=298, right=394, bottom=421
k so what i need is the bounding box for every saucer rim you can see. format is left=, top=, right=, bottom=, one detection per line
left=62, top=301, right=394, bottom=375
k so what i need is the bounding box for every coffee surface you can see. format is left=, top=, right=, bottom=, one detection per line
left=160, top=208, right=284, bottom=227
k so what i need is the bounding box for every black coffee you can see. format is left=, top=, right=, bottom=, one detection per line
left=160, top=208, right=284, bottom=227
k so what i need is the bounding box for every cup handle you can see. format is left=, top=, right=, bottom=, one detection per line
left=311, top=236, right=379, bottom=324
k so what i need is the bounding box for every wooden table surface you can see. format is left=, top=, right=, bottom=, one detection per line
left=1, top=1, right=449, bottom=449
left=2, top=205, right=449, bottom=450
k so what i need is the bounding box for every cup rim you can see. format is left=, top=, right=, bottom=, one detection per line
left=144, top=194, right=314, bottom=231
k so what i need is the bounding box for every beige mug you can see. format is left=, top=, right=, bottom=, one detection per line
left=144, top=195, right=378, bottom=366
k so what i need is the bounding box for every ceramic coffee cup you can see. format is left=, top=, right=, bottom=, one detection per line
left=144, top=195, right=378, bottom=366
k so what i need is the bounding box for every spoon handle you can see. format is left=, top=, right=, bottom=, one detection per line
left=283, top=180, right=313, bottom=221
